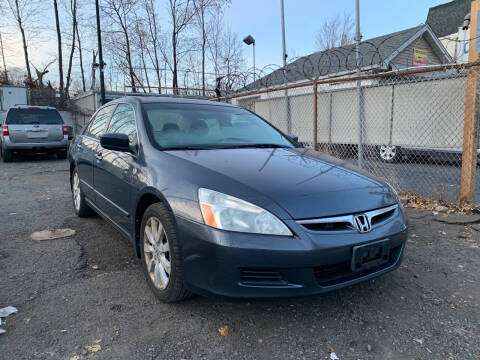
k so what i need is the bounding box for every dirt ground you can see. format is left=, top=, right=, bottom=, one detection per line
left=0, top=155, right=479, bottom=360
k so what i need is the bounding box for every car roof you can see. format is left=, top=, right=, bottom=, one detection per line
left=108, top=96, right=238, bottom=108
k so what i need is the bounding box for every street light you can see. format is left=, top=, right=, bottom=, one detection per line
left=243, top=35, right=255, bottom=83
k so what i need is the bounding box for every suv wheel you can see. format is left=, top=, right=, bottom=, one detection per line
left=72, top=168, right=93, bottom=217
left=1, top=146, right=13, bottom=162
left=57, top=151, right=67, bottom=160
left=140, top=203, right=192, bottom=303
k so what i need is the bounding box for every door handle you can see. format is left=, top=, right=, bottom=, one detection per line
left=95, top=153, right=103, bottom=161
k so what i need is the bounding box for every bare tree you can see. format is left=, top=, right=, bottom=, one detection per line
left=5, top=66, right=26, bottom=86
left=75, top=21, right=86, bottom=92
left=103, top=0, right=139, bottom=92
left=31, top=58, right=56, bottom=88
left=143, top=0, right=163, bottom=93
left=53, top=0, right=64, bottom=96
left=134, top=21, right=151, bottom=92
left=0, top=32, right=8, bottom=84
left=206, top=6, right=223, bottom=79
left=64, top=0, right=78, bottom=98
left=5, top=0, right=43, bottom=83
left=219, top=27, right=245, bottom=94
left=192, top=0, right=229, bottom=95
left=167, top=0, right=196, bottom=94
left=315, top=12, right=354, bottom=51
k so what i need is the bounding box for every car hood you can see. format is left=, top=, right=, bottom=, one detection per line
left=168, top=147, right=397, bottom=219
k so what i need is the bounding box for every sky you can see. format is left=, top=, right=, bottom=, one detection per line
left=2, top=0, right=447, bottom=87
left=225, top=0, right=443, bottom=69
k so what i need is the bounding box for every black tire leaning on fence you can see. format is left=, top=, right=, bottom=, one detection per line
left=378, top=145, right=399, bottom=163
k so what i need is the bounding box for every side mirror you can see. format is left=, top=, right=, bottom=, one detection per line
left=100, top=133, right=131, bottom=152
left=286, top=134, right=299, bottom=142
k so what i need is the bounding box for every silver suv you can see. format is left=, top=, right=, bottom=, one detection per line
left=0, top=105, right=69, bottom=162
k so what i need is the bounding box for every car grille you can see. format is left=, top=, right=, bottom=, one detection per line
left=239, top=268, right=288, bottom=287
left=297, top=204, right=398, bottom=232
left=313, top=245, right=402, bottom=287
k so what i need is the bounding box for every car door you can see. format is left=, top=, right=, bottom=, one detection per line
left=76, top=105, right=115, bottom=201
left=94, top=103, right=138, bottom=232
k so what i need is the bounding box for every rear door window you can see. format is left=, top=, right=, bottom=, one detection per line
left=6, top=108, right=64, bottom=125
left=85, top=105, right=115, bottom=139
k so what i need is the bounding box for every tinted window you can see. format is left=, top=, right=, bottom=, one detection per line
left=142, top=103, right=292, bottom=149
left=6, top=108, right=63, bottom=125
left=86, top=105, right=115, bottom=139
left=107, top=104, right=137, bottom=145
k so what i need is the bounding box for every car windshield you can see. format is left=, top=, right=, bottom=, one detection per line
left=142, top=103, right=294, bottom=149
left=5, top=108, right=64, bottom=125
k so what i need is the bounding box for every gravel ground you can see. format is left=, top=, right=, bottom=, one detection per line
left=0, top=155, right=479, bottom=360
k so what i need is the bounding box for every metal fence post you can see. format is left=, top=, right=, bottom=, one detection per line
left=313, top=81, right=318, bottom=150
left=355, top=0, right=363, bottom=168
left=357, top=78, right=363, bottom=168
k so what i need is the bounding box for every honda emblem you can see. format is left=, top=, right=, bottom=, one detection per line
left=354, top=214, right=371, bottom=233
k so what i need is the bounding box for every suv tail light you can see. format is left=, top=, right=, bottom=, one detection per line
left=2, top=125, right=8, bottom=136
left=63, top=126, right=68, bottom=136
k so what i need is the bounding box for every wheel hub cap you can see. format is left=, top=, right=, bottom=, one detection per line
left=73, top=173, right=81, bottom=211
left=380, top=145, right=396, bottom=160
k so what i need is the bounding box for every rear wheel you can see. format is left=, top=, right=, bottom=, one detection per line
left=71, top=168, right=93, bottom=217
left=140, top=203, right=192, bottom=303
left=1, top=146, right=13, bottom=162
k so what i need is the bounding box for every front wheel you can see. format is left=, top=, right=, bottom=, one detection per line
left=378, top=145, right=399, bottom=162
left=140, top=203, right=192, bottom=303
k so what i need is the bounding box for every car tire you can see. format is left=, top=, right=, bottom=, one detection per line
left=1, top=146, right=13, bottom=162
left=140, top=202, right=192, bottom=303
left=71, top=168, right=93, bottom=217
left=378, top=145, right=399, bottom=162
left=57, top=151, right=67, bottom=160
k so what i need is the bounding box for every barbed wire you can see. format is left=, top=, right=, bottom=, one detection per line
left=215, top=29, right=470, bottom=96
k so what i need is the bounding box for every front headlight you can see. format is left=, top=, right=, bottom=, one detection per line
left=198, top=188, right=292, bottom=236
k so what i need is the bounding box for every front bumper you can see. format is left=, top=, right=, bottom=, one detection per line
left=176, top=209, right=408, bottom=300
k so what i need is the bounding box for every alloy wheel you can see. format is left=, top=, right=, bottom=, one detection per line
left=73, top=172, right=81, bottom=211
left=143, top=216, right=171, bottom=290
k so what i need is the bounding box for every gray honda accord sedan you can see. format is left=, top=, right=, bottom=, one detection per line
left=68, top=96, right=407, bottom=302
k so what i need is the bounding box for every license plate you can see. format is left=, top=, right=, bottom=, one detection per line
left=27, top=131, right=48, bottom=138
left=351, top=239, right=390, bottom=272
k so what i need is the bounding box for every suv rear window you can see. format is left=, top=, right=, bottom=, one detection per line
left=5, top=108, right=64, bottom=125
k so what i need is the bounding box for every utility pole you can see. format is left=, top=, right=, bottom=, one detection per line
left=459, top=0, right=480, bottom=206
left=280, top=0, right=291, bottom=133
left=0, top=32, right=8, bottom=84
left=355, top=0, right=363, bottom=168
left=95, top=0, right=106, bottom=105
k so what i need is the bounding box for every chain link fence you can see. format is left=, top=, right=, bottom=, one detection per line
left=230, top=63, right=480, bottom=206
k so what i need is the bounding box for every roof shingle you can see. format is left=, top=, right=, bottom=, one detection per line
left=426, top=0, right=470, bottom=38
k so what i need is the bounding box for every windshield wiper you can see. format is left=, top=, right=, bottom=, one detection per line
left=220, top=143, right=291, bottom=149
left=160, top=144, right=291, bottom=151
left=160, top=145, right=221, bottom=150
